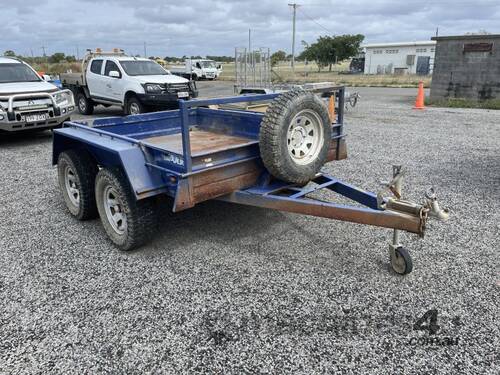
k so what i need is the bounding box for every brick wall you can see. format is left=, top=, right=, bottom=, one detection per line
left=430, top=35, right=500, bottom=100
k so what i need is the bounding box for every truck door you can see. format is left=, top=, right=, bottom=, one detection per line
left=102, top=60, right=124, bottom=103
left=86, top=59, right=105, bottom=98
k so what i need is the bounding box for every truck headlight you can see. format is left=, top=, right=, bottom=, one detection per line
left=144, top=84, right=164, bottom=93
left=52, top=91, right=73, bottom=106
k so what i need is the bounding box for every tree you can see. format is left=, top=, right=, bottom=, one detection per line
left=4, top=50, right=16, bottom=57
left=65, top=55, right=76, bottom=63
left=271, top=50, right=287, bottom=67
left=299, top=34, right=364, bottom=72
left=48, top=52, right=66, bottom=63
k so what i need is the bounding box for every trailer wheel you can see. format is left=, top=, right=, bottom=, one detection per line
left=259, top=89, right=332, bottom=184
left=58, top=150, right=98, bottom=220
left=390, top=247, right=413, bottom=275
left=95, top=168, right=157, bottom=251
left=76, top=92, right=94, bottom=115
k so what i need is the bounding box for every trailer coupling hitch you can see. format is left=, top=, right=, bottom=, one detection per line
left=376, top=166, right=450, bottom=274
left=377, top=165, right=450, bottom=235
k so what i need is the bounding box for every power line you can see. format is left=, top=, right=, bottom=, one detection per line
left=297, top=7, right=335, bottom=35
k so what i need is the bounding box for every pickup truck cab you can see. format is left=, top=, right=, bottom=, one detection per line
left=0, top=57, right=75, bottom=132
left=61, top=49, right=198, bottom=115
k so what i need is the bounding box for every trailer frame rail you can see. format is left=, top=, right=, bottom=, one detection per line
left=219, top=172, right=424, bottom=235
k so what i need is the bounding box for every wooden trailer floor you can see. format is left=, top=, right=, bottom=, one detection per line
left=142, top=129, right=257, bottom=157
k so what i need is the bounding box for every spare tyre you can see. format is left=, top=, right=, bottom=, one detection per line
left=259, top=89, right=332, bottom=184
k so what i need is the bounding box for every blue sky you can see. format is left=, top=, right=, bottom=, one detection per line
left=1, top=0, right=499, bottom=57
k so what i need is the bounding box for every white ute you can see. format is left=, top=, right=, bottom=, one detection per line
left=170, top=59, right=221, bottom=80
left=0, top=57, right=75, bottom=132
left=60, top=49, right=198, bottom=115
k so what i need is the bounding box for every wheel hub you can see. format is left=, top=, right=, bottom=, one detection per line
left=103, top=186, right=127, bottom=235
left=287, top=110, right=324, bottom=165
left=291, top=127, right=307, bottom=147
left=64, top=165, right=80, bottom=207
left=79, top=98, right=86, bottom=111
left=129, top=103, right=140, bottom=115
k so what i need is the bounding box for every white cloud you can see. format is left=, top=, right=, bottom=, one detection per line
left=1, top=0, right=498, bottom=57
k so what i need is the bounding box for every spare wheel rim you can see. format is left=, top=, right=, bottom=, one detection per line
left=287, top=109, right=324, bottom=166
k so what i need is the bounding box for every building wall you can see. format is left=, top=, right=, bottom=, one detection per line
left=430, top=35, right=500, bottom=100
left=364, top=44, right=435, bottom=75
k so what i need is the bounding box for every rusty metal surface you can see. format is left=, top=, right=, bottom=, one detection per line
left=143, top=129, right=256, bottom=157
left=219, top=191, right=423, bottom=235
left=327, top=138, right=347, bottom=161
left=173, top=159, right=261, bottom=212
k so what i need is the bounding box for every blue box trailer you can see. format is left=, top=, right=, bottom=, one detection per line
left=52, top=88, right=448, bottom=275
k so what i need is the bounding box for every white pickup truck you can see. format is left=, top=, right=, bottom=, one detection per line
left=60, top=50, right=198, bottom=115
left=0, top=56, right=75, bottom=132
left=169, top=59, right=221, bottom=81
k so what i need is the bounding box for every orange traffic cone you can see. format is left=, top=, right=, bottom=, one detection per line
left=328, top=95, right=336, bottom=123
left=414, top=81, right=425, bottom=109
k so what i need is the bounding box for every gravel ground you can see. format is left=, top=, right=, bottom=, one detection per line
left=0, top=85, right=498, bottom=374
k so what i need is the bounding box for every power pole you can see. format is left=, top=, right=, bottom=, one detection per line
left=288, top=3, right=300, bottom=70
left=248, top=29, right=251, bottom=53
left=143, top=42, right=147, bottom=58
left=41, top=46, right=48, bottom=71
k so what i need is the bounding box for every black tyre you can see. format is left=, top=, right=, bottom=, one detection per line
left=125, top=96, right=146, bottom=115
left=95, top=168, right=157, bottom=251
left=57, top=150, right=98, bottom=220
left=76, top=92, right=94, bottom=115
left=259, top=89, right=332, bottom=184
left=390, top=247, right=413, bottom=275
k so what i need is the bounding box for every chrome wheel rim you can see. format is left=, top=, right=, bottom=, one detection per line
left=64, top=165, right=80, bottom=207
left=103, top=186, right=127, bottom=235
left=129, top=102, right=140, bottom=115
left=287, top=109, right=324, bottom=165
left=78, top=97, right=86, bottom=112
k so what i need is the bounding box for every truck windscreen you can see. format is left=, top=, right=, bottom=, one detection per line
left=200, top=61, right=216, bottom=68
left=120, top=61, right=168, bottom=76
left=0, top=64, right=41, bottom=83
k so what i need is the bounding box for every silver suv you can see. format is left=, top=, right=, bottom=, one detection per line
left=0, top=57, right=75, bottom=132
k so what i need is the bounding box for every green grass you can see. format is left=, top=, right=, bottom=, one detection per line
left=425, top=97, right=500, bottom=110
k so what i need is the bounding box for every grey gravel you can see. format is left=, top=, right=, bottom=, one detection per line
left=0, top=84, right=499, bottom=374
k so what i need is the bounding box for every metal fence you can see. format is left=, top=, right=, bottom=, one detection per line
left=234, top=47, right=271, bottom=93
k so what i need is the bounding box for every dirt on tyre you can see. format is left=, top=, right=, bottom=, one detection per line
left=57, top=150, right=98, bottom=220
left=95, top=168, right=157, bottom=251
left=76, top=92, right=94, bottom=115
left=259, top=89, right=332, bottom=184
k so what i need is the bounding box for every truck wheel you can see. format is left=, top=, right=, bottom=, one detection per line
left=76, top=92, right=94, bottom=115
left=259, top=89, right=332, bottom=184
left=95, top=168, right=157, bottom=251
left=126, top=97, right=145, bottom=115
left=57, top=150, right=98, bottom=220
